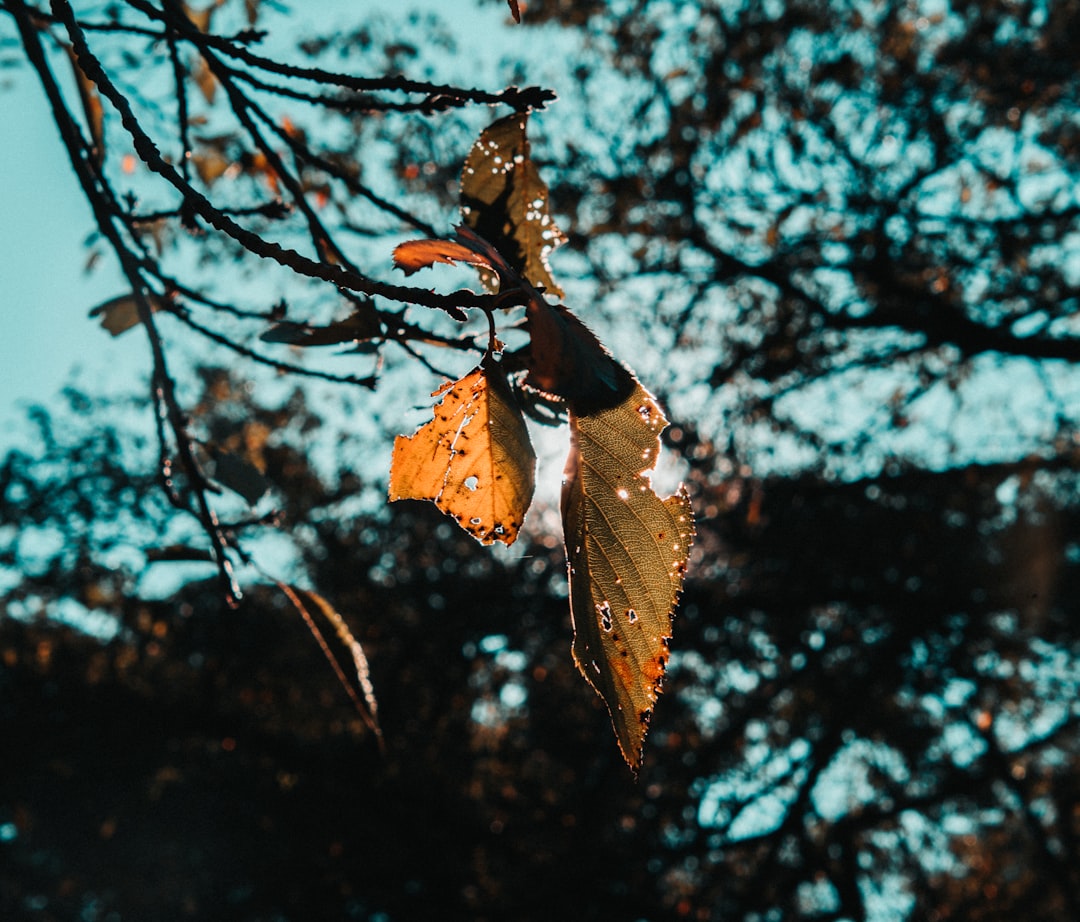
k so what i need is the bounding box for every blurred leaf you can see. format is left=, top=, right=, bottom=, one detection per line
left=182, top=2, right=214, bottom=33
left=210, top=449, right=271, bottom=506
left=67, top=46, right=104, bottom=166
left=562, top=380, right=694, bottom=770
left=191, top=147, right=230, bottom=185
left=390, top=362, right=536, bottom=546
left=507, top=0, right=522, bottom=23
left=461, top=113, right=566, bottom=296
left=192, top=57, right=217, bottom=104
left=88, top=292, right=166, bottom=336
left=259, top=309, right=380, bottom=347
left=144, top=545, right=216, bottom=563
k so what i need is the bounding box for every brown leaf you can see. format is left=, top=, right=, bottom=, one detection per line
left=460, top=113, right=567, bottom=296
left=389, top=363, right=536, bottom=546
left=507, top=0, right=522, bottom=23
left=562, top=380, right=694, bottom=770
left=524, top=301, right=634, bottom=414
left=89, top=292, right=167, bottom=336
left=67, top=47, right=104, bottom=167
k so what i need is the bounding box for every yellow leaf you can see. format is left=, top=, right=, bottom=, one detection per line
left=389, top=363, right=536, bottom=546
left=460, top=113, right=567, bottom=297
left=562, top=381, right=694, bottom=770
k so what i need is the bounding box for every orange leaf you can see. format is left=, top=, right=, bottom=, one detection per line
left=389, top=364, right=535, bottom=546
left=392, top=238, right=496, bottom=276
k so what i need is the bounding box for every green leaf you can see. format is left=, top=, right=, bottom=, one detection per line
left=561, top=380, right=694, bottom=770
left=389, top=361, right=536, bottom=546
left=460, top=113, right=567, bottom=297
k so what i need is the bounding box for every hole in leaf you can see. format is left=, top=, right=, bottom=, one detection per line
left=464, top=475, right=479, bottom=491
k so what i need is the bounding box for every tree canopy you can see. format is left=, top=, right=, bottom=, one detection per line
left=2, top=1, right=1080, bottom=920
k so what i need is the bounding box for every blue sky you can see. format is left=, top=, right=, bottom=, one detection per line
left=0, top=54, right=130, bottom=440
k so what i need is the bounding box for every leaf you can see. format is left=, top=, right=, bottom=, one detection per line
left=507, top=0, right=522, bottom=22
left=210, top=449, right=271, bottom=506
left=89, top=292, right=166, bottom=336
left=392, top=238, right=496, bottom=277
left=389, top=362, right=536, bottom=546
left=67, top=47, right=104, bottom=167
left=278, top=583, right=383, bottom=745
left=260, top=309, right=380, bottom=347
left=561, top=380, right=694, bottom=771
left=524, top=300, right=635, bottom=414
left=460, top=113, right=567, bottom=297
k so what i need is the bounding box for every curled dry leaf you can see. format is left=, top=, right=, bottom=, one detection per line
left=461, top=113, right=566, bottom=296
left=392, top=237, right=496, bottom=277
left=389, top=362, right=536, bottom=546
left=562, top=380, right=694, bottom=771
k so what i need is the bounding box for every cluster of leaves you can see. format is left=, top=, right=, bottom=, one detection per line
left=388, top=114, right=694, bottom=768
left=5, top=0, right=695, bottom=768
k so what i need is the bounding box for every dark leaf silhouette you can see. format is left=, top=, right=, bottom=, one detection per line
left=260, top=310, right=379, bottom=347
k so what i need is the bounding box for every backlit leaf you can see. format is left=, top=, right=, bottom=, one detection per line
left=389, top=362, right=535, bottom=546
left=562, top=380, right=694, bottom=770
left=392, top=237, right=496, bottom=277
left=460, top=113, right=567, bottom=296
left=89, top=292, right=167, bottom=336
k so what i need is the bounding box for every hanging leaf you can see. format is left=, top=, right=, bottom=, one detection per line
left=67, top=47, right=105, bottom=167
left=278, top=583, right=383, bottom=745
left=460, top=113, right=567, bottom=296
left=389, top=362, right=535, bottom=546
left=524, top=300, right=635, bottom=414
left=561, top=380, right=694, bottom=771
left=507, top=0, right=522, bottom=23
left=89, top=292, right=167, bottom=336
left=260, top=309, right=380, bottom=347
